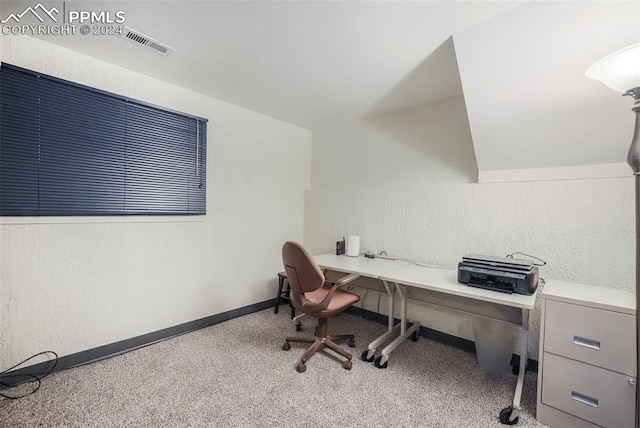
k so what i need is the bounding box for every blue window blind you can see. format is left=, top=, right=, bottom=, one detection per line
left=0, top=63, right=207, bottom=216
left=0, top=65, right=39, bottom=215
left=39, top=75, right=127, bottom=215
left=125, top=103, right=190, bottom=213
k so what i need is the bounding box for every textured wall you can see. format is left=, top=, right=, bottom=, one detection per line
left=304, top=178, right=634, bottom=357
left=0, top=35, right=311, bottom=368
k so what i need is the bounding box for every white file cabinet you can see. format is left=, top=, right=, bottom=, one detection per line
left=537, top=280, right=636, bottom=427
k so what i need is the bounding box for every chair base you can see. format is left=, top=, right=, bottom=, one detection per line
left=283, top=318, right=355, bottom=372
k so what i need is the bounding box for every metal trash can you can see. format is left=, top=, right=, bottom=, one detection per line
left=472, top=318, right=517, bottom=374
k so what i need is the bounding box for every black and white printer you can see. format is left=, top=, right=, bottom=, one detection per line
left=457, top=254, right=539, bottom=295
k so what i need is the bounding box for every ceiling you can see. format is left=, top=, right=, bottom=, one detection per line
left=17, top=0, right=640, bottom=176
left=29, top=0, right=523, bottom=129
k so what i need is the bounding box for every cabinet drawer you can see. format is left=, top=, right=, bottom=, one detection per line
left=544, top=299, right=635, bottom=375
left=541, top=353, right=635, bottom=428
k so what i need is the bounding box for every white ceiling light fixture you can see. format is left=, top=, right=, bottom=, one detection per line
left=586, top=42, right=640, bottom=428
left=587, top=43, right=640, bottom=96
left=118, top=26, right=175, bottom=56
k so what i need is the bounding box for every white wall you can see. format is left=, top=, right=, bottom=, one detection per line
left=305, top=98, right=634, bottom=357
left=305, top=179, right=634, bottom=289
left=0, top=35, right=311, bottom=369
left=302, top=0, right=638, bottom=360
left=311, top=95, right=477, bottom=190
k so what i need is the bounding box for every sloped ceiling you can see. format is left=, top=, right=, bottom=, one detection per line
left=19, top=0, right=520, bottom=128
left=454, top=0, right=640, bottom=176
left=7, top=0, right=639, bottom=179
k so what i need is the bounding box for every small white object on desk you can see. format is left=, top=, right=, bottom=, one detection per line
left=345, top=235, right=360, bottom=257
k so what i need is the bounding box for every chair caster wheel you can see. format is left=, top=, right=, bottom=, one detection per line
left=348, top=339, right=356, bottom=348
left=296, top=362, right=306, bottom=373
left=361, top=350, right=375, bottom=362
left=282, top=342, right=291, bottom=351
left=374, top=355, right=388, bottom=369
left=411, top=330, right=420, bottom=341
left=342, top=360, right=352, bottom=370
left=295, top=322, right=302, bottom=332
left=499, top=406, right=519, bottom=425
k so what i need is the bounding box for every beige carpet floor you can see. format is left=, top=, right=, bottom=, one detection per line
left=1, top=308, right=547, bottom=427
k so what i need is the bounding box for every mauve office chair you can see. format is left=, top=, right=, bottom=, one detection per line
left=281, top=241, right=361, bottom=373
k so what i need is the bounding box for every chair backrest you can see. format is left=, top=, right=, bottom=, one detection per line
left=282, top=241, right=325, bottom=307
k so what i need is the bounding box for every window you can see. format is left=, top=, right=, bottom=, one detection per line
left=0, top=63, right=207, bottom=216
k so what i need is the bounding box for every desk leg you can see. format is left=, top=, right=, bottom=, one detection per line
left=384, top=281, right=395, bottom=333
left=376, top=284, right=421, bottom=368
left=500, top=309, right=530, bottom=425
left=363, top=281, right=397, bottom=362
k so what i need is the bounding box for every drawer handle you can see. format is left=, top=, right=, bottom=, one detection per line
left=571, top=391, right=599, bottom=408
left=573, top=335, right=600, bottom=350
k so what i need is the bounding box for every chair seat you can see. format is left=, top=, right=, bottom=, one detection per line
left=304, top=288, right=360, bottom=318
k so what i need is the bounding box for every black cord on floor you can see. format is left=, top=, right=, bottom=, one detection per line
left=0, top=351, right=58, bottom=399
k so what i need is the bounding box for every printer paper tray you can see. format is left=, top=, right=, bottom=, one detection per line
left=466, top=282, right=514, bottom=294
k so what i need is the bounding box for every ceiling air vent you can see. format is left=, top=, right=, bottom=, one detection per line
left=119, top=27, right=175, bottom=56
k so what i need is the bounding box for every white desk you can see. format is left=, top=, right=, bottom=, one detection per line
left=315, top=253, right=538, bottom=425
left=379, top=263, right=537, bottom=424
left=380, top=263, right=536, bottom=310
left=314, top=254, right=413, bottom=365
left=314, top=253, right=411, bottom=279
